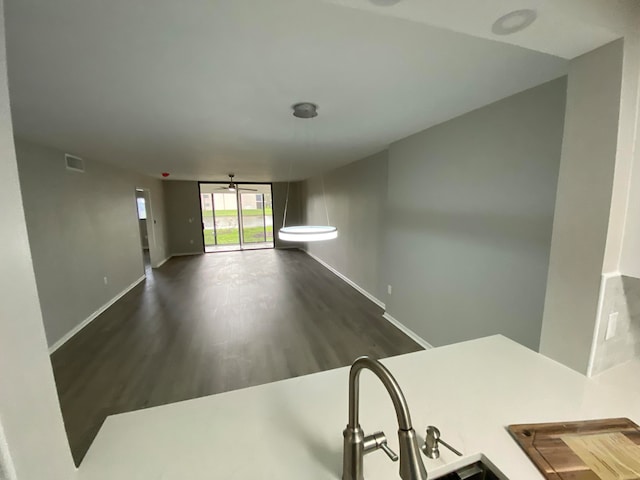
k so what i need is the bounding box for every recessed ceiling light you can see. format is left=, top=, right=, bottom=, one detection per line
left=369, top=0, right=403, bottom=6
left=292, top=102, right=318, bottom=119
left=492, top=9, right=537, bottom=36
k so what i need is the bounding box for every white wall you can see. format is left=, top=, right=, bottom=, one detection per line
left=384, top=78, right=567, bottom=351
left=618, top=30, right=640, bottom=277
left=16, top=138, right=170, bottom=349
left=589, top=274, right=640, bottom=375
left=301, top=151, right=388, bottom=301
left=604, top=35, right=640, bottom=275
left=540, top=41, right=624, bottom=374
left=0, top=1, right=75, bottom=476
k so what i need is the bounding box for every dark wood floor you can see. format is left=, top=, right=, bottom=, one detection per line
left=50, top=248, right=422, bottom=465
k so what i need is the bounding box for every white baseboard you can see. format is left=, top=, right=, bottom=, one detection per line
left=154, top=256, right=171, bottom=268
left=303, top=249, right=385, bottom=310
left=48, top=275, right=146, bottom=354
left=382, top=313, right=433, bottom=350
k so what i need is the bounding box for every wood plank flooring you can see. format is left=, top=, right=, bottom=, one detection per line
left=50, top=248, right=422, bottom=465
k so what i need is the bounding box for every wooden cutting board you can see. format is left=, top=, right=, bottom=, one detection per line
left=508, top=418, right=640, bottom=480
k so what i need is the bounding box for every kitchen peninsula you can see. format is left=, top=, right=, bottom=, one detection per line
left=76, top=336, right=640, bottom=480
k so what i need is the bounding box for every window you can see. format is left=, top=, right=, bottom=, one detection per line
left=256, top=194, right=263, bottom=210
left=136, top=197, right=147, bottom=219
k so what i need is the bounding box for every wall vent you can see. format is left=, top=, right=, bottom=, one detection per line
left=65, top=154, right=85, bottom=172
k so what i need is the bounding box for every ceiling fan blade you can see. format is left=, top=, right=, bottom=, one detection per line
left=238, top=187, right=258, bottom=192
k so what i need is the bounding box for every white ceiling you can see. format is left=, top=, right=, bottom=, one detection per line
left=319, top=0, right=638, bottom=59
left=3, top=0, right=592, bottom=181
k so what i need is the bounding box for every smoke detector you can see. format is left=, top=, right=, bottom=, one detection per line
left=292, top=102, right=318, bottom=119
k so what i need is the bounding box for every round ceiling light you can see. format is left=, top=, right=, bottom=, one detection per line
left=292, top=102, right=318, bottom=119
left=492, top=9, right=537, bottom=36
left=278, top=226, right=338, bottom=242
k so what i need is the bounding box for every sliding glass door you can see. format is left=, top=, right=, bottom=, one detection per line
left=199, top=183, right=273, bottom=253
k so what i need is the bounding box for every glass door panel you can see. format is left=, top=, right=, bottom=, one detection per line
left=239, top=188, right=273, bottom=250
left=200, top=183, right=273, bottom=253
left=200, top=193, right=217, bottom=250
left=213, top=192, right=240, bottom=248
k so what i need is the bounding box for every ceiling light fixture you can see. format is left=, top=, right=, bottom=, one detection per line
left=215, top=174, right=257, bottom=193
left=279, top=225, right=338, bottom=242
left=292, top=102, right=318, bottom=119
left=279, top=103, right=337, bottom=243
left=492, top=9, right=537, bottom=36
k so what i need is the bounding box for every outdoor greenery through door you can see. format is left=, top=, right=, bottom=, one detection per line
left=199, top=183, right=274, bottom=252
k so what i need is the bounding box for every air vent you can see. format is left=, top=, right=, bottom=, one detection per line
left=65, top=154, right=85, bottom=173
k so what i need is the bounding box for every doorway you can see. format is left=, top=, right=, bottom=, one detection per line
left=135, top=188, right=153, bottom=272
left=199, top=182, right=274, bottom=253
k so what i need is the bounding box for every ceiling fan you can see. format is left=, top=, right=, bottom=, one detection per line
left=216, top=174, right=257, bottom=192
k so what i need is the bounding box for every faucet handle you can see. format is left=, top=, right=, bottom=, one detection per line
left=363, top=431, right=399, bottom=462
left=380, top=441, right=399, bottom=462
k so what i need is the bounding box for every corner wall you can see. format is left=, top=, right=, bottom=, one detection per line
left=16, top=138, right=170, bottom=349
left=540, top=41, right=624, bottom=374
left=0, top=1, right=75, bottom=475
left=273, top=181, right=302, bottom=249
left=590, top=274, right=640, bottom=375
left=164, top=180, right=205, bottom=255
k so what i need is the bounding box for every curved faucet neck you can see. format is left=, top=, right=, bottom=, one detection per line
left=348, top=357, right=413, bottom=431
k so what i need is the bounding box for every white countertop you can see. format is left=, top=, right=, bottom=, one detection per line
left=76, top=335, right=640, bottom=480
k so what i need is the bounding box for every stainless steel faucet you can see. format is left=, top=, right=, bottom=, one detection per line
left=342, top=356, right=428, bottom=480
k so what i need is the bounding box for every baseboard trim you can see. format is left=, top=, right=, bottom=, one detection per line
left=154, top=256, right=171, bottom=268
left=382, top=312, right=433, bottom=350
left=171, top=252, right=203, bottom=257
left=48, top=275, right=146, bottom=354
left=303, top=249, right=385, bottom=310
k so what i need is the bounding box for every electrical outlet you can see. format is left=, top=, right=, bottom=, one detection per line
left=387, top=285, right=392, bottom=295
left=605, top=312, right=618, bottom=340
left=190, top=239, right=194, bottom=244
left=103, top=276, right=108, bottom=285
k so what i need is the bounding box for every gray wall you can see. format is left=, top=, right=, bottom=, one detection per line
left=0, top=3, right=75, bottom=476
left=16, top=138, right=170, bottom=348
left=301, top=151, right=388, bottom=300
left=386, top=78, right=566, bottom=349
left=540, top=41, right=624, bottom=374
left=164, top=181, right=204, bottom=255
left=385, top=78, right=566, bottom=351
left=273, top=181, right=302, bottom=249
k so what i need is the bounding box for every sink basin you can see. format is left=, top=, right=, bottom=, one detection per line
left=432, top=459, right=507, bottom=480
